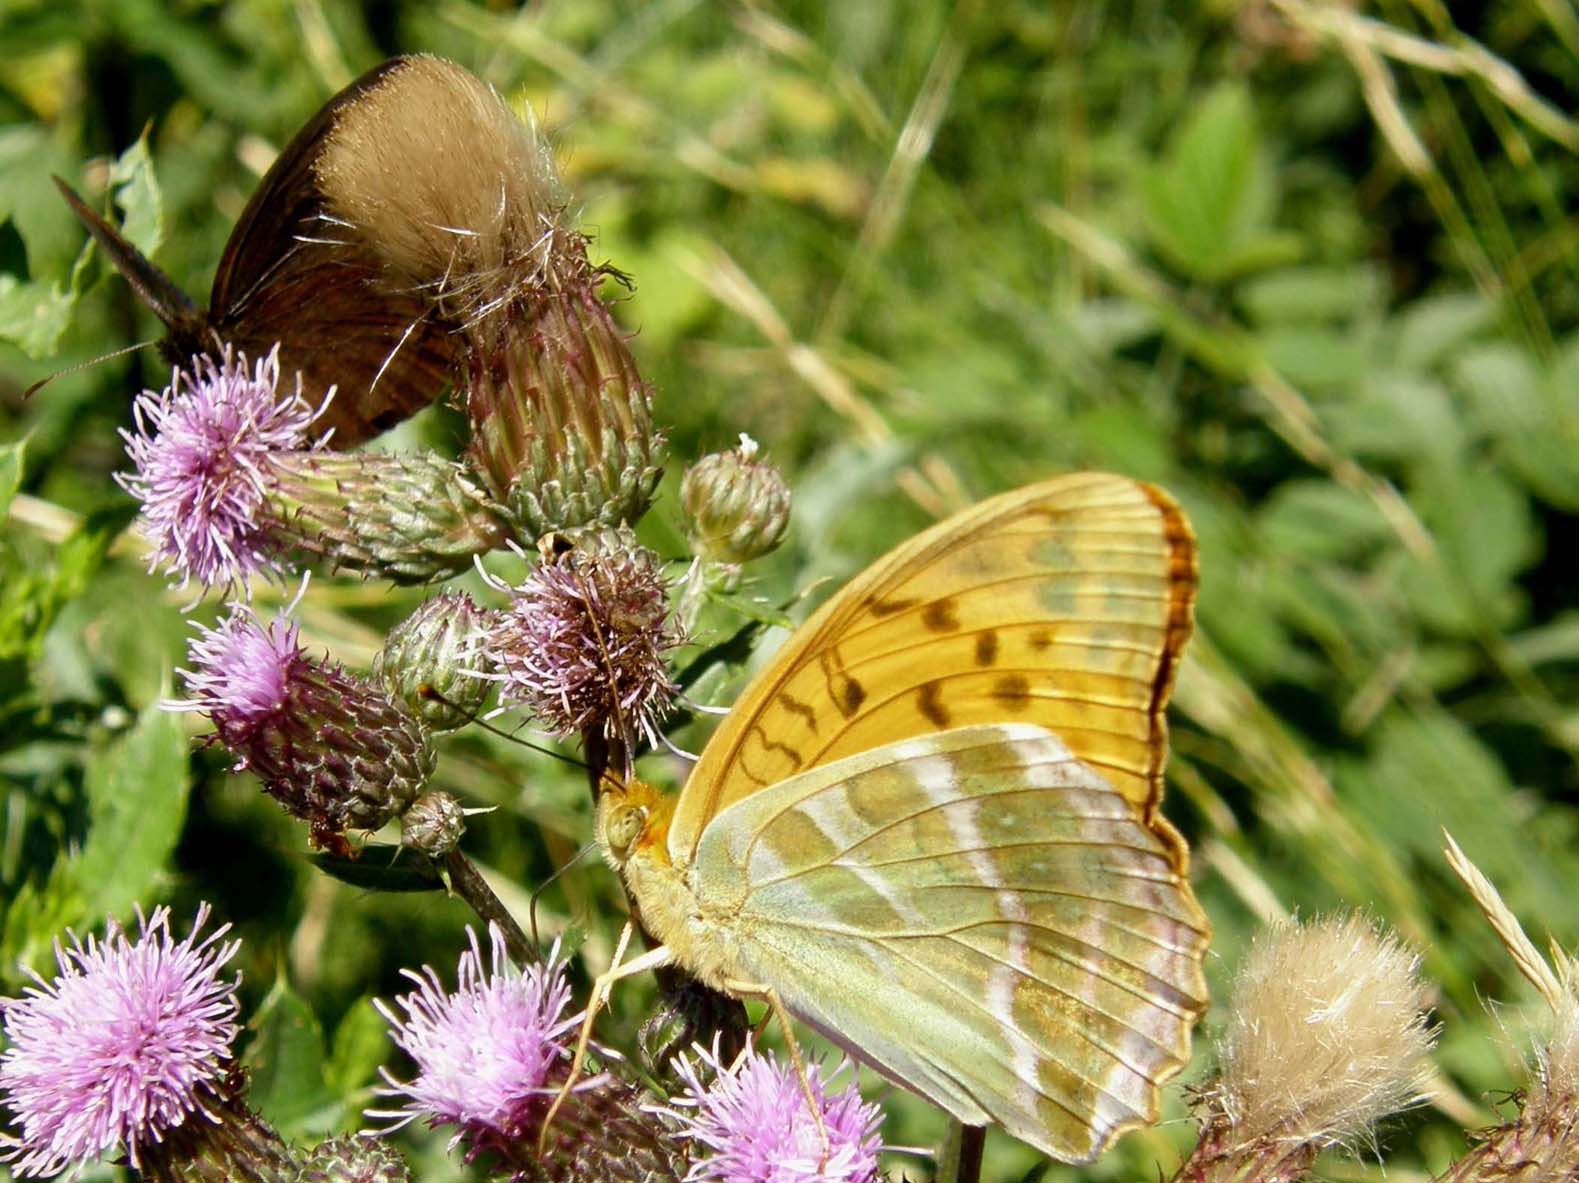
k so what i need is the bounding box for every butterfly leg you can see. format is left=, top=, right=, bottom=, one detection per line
left=537, top=922, right=674, bottom=1155
left=722, top=977, right=831, bottom=1163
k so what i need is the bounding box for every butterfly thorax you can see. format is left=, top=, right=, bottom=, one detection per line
left=596, top=778, right=742, bottom=990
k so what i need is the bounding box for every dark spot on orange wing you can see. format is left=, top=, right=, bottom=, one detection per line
left=837, top=675, right=867, bottom=718
left=917, top=681, right=951, bottom=727
left=779, top=692, right=819, bottom=734
left=868, top=596, right=920, bottom=618
left=921, top=598, right=960, bottom=632
left=1028, top=629, right=1053, bottom=651
left=974, top=629, right=999, bottom=666
left=992, top=673, right=1033, bottom=712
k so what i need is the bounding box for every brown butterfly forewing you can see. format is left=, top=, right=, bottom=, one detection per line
left=60, top=57, right=455, bottom=446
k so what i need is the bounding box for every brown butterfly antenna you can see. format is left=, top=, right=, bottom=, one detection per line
left=416, top=683, right=590, bottom=771
left=20, top=338, right=159, bottom=401
left=526, top=840, right=598, bottom=954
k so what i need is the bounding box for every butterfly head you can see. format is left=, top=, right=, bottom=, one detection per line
left=595, top=776, right=674, bottom=872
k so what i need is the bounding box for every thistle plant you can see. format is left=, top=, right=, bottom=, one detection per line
left=23, top=43, right=1579, bottom=1183
left=120, top=346, right=510, bottom=590
left=0, top=907, right=291, bottom=1182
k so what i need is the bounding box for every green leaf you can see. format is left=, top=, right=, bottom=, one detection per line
left=1452, top=343, right=1579, bottom=509
left=1258, top=479, right=1393, bottom=562
left=1399, top=466, right=1535, bottom=635
left=1321, top=370, right=1465, bottom=464
left=1142, top=85, right=1288, bottom=281
left=73, top=700, right=189, bottom=923
left=1393, top=291, right=1494, bottom=371
left=107, top=134, right=164, bottom=258
left=1238, top=264, right=1383, bottom=325
left=308, top=846, right=445, bottom=893
left=324, top=998, right=390, bottom=1102
left=0, top=437, right=23, bottom=520
left=0, top=273, right=77, bottom=358
left=1341, top=710, right=1579, bottom=944
left=246, top=976, right=338, bottom=1138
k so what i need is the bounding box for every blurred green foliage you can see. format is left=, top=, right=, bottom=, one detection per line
left=3, top=2, right=1579, bottom=1181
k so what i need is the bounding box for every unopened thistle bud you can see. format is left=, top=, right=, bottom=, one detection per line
left=174, top=608, right=436, bottom=850
left=313, top=55, right=664, bottom=540
left=119, top=346, right=508, bottom=590
left=268, top=451, right=510, bottom=583
left=488, top=529, right=682, bottom=747
left=374, top=591, right=495, bottom=731
left=401, top=791, right=467, bottom=859
left=681, top=435, right=791, bottom=566
left=294, top=1135, right=412, bottom=1183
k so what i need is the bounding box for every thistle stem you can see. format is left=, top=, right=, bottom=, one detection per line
left=442, top=849, right=533, bottom=965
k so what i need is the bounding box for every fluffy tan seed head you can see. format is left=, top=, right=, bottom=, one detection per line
left=1213, top=914, right=1436, bottom=1150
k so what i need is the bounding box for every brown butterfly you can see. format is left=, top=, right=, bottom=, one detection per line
left=59, top=57, right=461, bottom=446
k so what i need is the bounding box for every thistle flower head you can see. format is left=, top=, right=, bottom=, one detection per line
left=374, top=590, right=496, bottom=732
left=681, top=436, right=791, bottom=567
left=664, top=1041, right=883, bottom=1183
left=314, top=55, right=663, bottom=538
left=400, top=791, right=468, bottom=859
left=370, top=927, right=596, bottom=1160
left=174, top=606, right=435, bottom=848
left=1212, top=913, right=1436, bottom=1150
left=488, top=530, right=681, bottom=746
left=294, top=1133, right=412, bottom=1183
left=0, top=905, right=241, bottom=1177
left=117, top=345, right=320, bottom=590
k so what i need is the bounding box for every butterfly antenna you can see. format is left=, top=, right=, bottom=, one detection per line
left=21, top=339, right=158, bottom=400
left=417, top=684, right=589, bottom=770
left=528, top=841, right=597, bottom=952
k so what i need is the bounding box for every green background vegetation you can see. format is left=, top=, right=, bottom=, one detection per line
left=3, top=2, right=1579, bottom=1180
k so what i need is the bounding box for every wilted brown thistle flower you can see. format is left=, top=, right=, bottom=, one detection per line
left=487, top=529, right=682, bottom=748
left=1176, top=914, right=1436, bottom=1183
left=314, top=55, right=664, bottom=540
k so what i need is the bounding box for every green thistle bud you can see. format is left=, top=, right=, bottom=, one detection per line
left=681, top=435, right=791, bottom=565
left=464, top=283, right=665, bottom=538
left=268, top=451, right=510, bottom=584
left=293, top=1135, right=411, bottom=1183
left=400, top=790, right=467, bottom=858
left=138, top=1070, right=299, bottom=1183
left=373, top=591, right=494, bottom=731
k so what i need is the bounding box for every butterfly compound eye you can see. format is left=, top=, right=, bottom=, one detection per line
left=602, top=803, right=648, bottom=863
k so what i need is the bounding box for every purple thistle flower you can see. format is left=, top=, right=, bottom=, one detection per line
left=0, top=905, right=241, bottom=1178
left=117, top=345, right=322, bottom=590
left=664, top=1042, right=883, bottom=1183
left=487, top=531, right=681, bottom=747
left=177, top=602, right=305, bottom=728
left=172, top=604, right=435, bottom=850
left=370, top=927, right=600, bottom=1160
